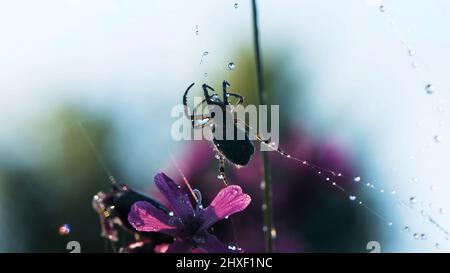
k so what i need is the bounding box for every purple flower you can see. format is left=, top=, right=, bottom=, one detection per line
left=128, top=172, right=251, bottom=253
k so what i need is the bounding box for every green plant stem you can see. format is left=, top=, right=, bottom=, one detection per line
left=251, top=0, right=275, bottom=253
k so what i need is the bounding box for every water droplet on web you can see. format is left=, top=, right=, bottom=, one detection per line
left=430, top=185, right=437, bottom=191
left=403, top=226, right=410, bottom=232
left=349, top=195, right=356, bottom=201
left=260, top=181, right=266, bottom=190
left=435, top=243, right=440, bottom=249
left=408, top=49, right=416, bottom=56
left=234, top=3, right=238, bottom=9
left=411, top=177, right=419, bottom=183
left=434, top=135, right=442, bottom=143
left=227, top=62, right=236, bottom=70
left=217, top=174, right=224, bottom=180
left=271, top=228, right=277, bottom=239
left=387, top=222, right=393, bottom=226
left=390, top=190, right=397, bottom=195
left=204, top=72, right=208, bottom=78
left=411, top=62, right=418, bottom=68
left=425, top=84, right=435, bottom=94
left=195, top=25, right=199, bottom=35
left=440, top=208, right=446, bottom=214
left=353, top=176, right=361, bottom=182
left=379, top=5, right=387, bottom=12
left=261, top=204, right=267, bottom=210
left=410, top=197, right=417, bottom=204
left=203, top=51, right=209, bottom=56
left=420, top=234, right=427, bottom=240
left=413, top=233, right=420, bottom=239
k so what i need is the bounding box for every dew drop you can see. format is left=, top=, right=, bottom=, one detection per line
left=203, top=51, right=209, bottom=56
left=228, top=243, right=240, bottom=251
left=425, top=84, right=435, bottom=94
left=217, top=174, right=224, bottom=180
left=403, top=226, right=410, bottom=232
left=168, top=211, right=174, bottom=217
left=410, top=197, right=417, bottom=204
left=58, top=224, right=71, bottom=236
left=435, top=243, right=440, bottom=249
left=260, top=181, right=266, bottom=190
left=195, top=25, right=199, bottom=35
left=227, top=62, right=236, bottom=70
left=411, top=177, right=418, bottom=183
left=270, top=228, right=277, bottom=239
left=234, top=3, right=238, bottom=8
left=413, top=233, right=420, bottom=239
left=408, top=49, right=416, bottom=56
left=430, top=185, right=437, bottom=191
left=353, top=176, right=361, bottom=182
left=440, top=208, right=446, bottom=214
left=387, top=222, right=393, bottom=226
left=379, top=5, right=387, bottom=12
left=411, top=62, right=418, bottom=68
left=204, top=72, right=208, bottom=78
left=349, top=195, right=356, bottom=201
left=434, top=135, right=442, bottom=143
left=261, top=204, right=267, bottom=210
left=390, top=190, right=397, bottom=195
left=420, top=233, right=427, bottom=240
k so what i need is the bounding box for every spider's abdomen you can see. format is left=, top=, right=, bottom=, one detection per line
left=213, top=127, right=255, bottom=166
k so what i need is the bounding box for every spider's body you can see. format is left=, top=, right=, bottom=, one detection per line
left=183, top=81, right=255, bottom=182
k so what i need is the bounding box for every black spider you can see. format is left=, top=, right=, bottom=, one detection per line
left=183, top=80, right=255, bottom=184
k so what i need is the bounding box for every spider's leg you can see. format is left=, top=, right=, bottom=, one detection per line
left=222, top=80, right=231, bottom=104
left=183, top=82, right=195, bottom=119
left=227, top=92, right=244, bottom=112
left=202, top=84, right=216, bottom=102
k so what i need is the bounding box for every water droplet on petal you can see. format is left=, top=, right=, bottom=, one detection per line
left=228, top=243, right=241, bottom=251
left=168, top=211, right=174, bottom=217
left=58, top=224, right=71, bottom=236
left=227, top=62, right=236, bottom=70
left=353, top=176, right=361, bottom=182
left=425, top=84, right=435, bottom=94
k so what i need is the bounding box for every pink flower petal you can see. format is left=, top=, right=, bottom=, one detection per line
left=166, top=241, right=192, bottom=253
left=154, top=172, right=195, bottom=222
left=200, top=185, right=251, bottom=230
left=128, top=201, right=180, bottom=236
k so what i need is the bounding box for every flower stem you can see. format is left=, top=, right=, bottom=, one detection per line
left=251, top=0, right=275, bottom=253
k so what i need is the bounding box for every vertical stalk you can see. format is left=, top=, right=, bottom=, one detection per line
left=251, top=0, right=275, bottom=253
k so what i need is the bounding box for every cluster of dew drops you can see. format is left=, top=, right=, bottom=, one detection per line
left=372, top=3, right=447, bottom=249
